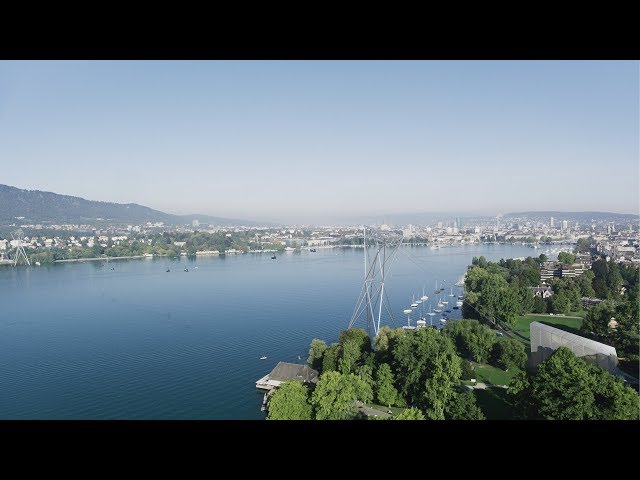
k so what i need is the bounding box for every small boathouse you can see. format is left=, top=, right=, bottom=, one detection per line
left=256, top=362, right=319, bottom=391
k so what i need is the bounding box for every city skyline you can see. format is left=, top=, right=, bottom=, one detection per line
left=1, top=60, right=638, bottom=223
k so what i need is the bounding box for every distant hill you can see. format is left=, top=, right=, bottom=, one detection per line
left=0, top=184, right=266, bottom=226
left=504, top=211, right=639, bottom=221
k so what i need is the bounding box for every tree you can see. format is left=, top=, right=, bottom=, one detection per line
left=576, top=270, right=596, bottom=298
left=375, top=363, right=402, bottom=407
left=338, top=338, right=361, bottom=375
left=445, top=319, right=496, bottom=364
left=338, top=328, right=371, bottom=356
left=582, top=301, right=617, bottom=337
left=557, top=252, right=576, bottom=265
left=588, top=363, right=639, bottom=419
left=472, top=256, right=488, bottom=269
left=322, top=343, right=341, bottom=373
left=307, top=339, right=327, bottom=372
left=514, top=284, right=535, bottom=315
left=491, top=337, right=527, bottom=371
left=311, top=371, right=359, bottom=420
left=337, top=328, right=371, bottom=374
left=509, top=347, right=639, bottom=420
left=267, top=381, right=313, bottom=420
left=550, top=290, right=572, bottom=314
left=444, top=391, right=485, bottom=420
left=393, top=407, right=425, bottom=420
left=606, top=262, right=623, bottom=300
left=538, top=253, right=548, bottom=263
left=532, top=295, right=547, bottom=314
left=508, top=371, right=537, bottom=420
left=373, top=326, right=404, bottom=364
left=460, top=359, right=475, bottom=380
left=574, top=237, right=594, bottom=254
left=530, top=347, right=596, bottom=419
left=392, top=328, right=461, bottom=419
left=352, top=372, right=373, bottom=405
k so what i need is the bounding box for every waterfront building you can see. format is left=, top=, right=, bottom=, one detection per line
left=256, top=362, right=319, bottom=391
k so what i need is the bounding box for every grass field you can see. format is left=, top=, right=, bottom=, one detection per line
left=512, top=314, right=583, bottom=341
left=472, top=362, right=520, bottom=386
left=368, top=403, right=405, bottom=416
left=474, top=388, right=517, bottom=420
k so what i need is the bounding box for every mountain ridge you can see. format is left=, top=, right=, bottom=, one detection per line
left=0, top=184, right=268, bottom=226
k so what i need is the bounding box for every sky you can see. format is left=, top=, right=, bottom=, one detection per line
left=0, top=60, right=638, bottom=224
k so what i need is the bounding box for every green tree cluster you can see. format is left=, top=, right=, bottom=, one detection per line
left=508, top=347, right=639, bottom=420
left=266, top=381, right=312, bottom=420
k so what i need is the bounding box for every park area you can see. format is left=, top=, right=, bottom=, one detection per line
left=512, top=313, right=584, bottom=343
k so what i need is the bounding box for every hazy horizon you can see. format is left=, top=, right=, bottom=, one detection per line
left=1, top=60, right=638, bottom=223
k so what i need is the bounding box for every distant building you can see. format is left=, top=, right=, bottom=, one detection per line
left=256, top=362, right=319, bottom=391
left=530, top=285, right=554, bottom=298
left=192, top=219, right=200, bottom=227
left=540, top=261, right=584, bottom=281
left=550, top=216, right=554, bottom=228
left=562, top=220, right=568, bottom=231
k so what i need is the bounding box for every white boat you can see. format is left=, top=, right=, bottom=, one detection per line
left=440, top=318, right=447, bottom=323
left=420, top=286, right=428, bottom=302
left=260, top=356, right=267, bottom=360
left=433, top=308, right=442, bottom=313
left=456, top=300, right=463, bottom=307
left=448, top=287, right=455, bottom=297
left=403, top=309, right=413, bottom=314
left=455, top=275, right=465, bottom=287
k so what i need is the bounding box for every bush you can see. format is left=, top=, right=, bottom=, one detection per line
left=460, top=359, right=475, bottom=380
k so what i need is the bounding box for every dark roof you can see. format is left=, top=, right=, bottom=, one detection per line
left=268, top=362, right=319, bottom=384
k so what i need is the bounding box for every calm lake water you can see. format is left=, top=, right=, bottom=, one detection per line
left=0, top=244, right=537, bottom=419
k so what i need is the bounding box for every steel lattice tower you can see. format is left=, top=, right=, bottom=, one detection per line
left=348, top=227, right=402, bottom=338
left=10, top=229, right=30, bottom=266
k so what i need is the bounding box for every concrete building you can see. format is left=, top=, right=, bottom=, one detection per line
left=540, top=261, right=584, bottom=281
left=529, top=322, right=618, bottom=374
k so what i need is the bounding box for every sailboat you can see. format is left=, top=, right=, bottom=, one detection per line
left=410, top=294, right=418, bottom=308
left=420, top=286, right=428, bottom=302
left=455, top=274, right=465, bottom=287
left=448, top=287, right=455, bottom=297
left=433, top=280, right=439, bottom=294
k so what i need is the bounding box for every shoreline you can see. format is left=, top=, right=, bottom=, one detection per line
left=55, top=255, right=147, bottom=263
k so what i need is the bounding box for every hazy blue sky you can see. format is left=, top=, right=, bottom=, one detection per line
left=1, top=61, right=637, bottom=223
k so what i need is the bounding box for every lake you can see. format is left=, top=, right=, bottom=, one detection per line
left=0, top=243, right=537, bottom=419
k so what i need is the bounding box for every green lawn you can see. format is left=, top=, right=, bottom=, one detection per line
left=474, top=388, right=517, bottom=420
left=367, top=403, right=405, bottom=416
left=512, top=314, right=583, bottom=341
left=471, top=362, right=520, bottom=386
